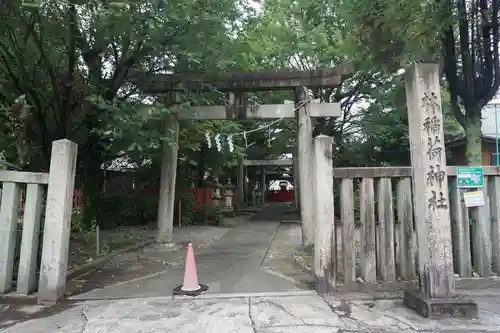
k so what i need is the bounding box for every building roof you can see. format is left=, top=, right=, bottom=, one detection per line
left=482, top=100, right=500, bottom=137
left=446, top=99, right=500, bottom=147
left=446, top=134, right=498, bottom=148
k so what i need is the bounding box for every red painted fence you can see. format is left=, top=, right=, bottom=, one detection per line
left=18, top=188, right=234, bottom=214
left=17, top=188, right=291, bottom=214
left=267, top=190, right=294, bottom=203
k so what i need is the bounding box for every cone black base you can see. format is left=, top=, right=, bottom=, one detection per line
left=173, top=284, right=209, bottom=297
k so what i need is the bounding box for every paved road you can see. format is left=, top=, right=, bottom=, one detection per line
left=70, top=205, right=304, bottom=300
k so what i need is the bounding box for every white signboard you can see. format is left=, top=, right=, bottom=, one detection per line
left=463, top=190, right=485, bottom=208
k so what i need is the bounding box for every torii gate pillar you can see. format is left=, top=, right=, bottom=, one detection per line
left=295, top=86, right=315, bottom=246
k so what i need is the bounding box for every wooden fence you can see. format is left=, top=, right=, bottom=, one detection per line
left=330, top=166, right=500, bottom=288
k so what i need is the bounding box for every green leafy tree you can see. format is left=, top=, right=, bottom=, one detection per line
left=343, top=77, right=463, bottom=167
left=341, top=0, right=500, bottom=165
left=234, top=0, right=378, bottom=164
left=0, top=0, right=248, bottom=226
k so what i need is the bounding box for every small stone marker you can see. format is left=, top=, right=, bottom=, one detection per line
left=403, top=63, right=478, bottom=318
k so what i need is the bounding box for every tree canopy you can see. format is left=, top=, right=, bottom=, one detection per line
left=1, top=0, right=498, bottom=227
left=341, top=0, right=500, bottom=164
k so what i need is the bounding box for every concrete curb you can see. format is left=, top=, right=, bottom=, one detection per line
left=259, top=220, right=282, bottom=266
left=326, top=277, right=500, bottom=294
left=71, top=290, right=319, bottom=302
left=171, top=290, right=318, bottom=300
left=66, top=239, right=155, bottom=280
left=0, top=240, right=154, bottom=304
left=261, top=267, right=304, bottom=284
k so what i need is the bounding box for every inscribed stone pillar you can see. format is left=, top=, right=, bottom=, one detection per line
left=156, top=91, right=181, bottom=244
left=295, top=86, right=315, bottom=246
left=38, top=139, right=77, bottom=304
left=403, top=63, right=477, bottom=318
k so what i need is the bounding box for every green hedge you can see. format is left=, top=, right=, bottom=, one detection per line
left=96, top=192, right=226, bottom=229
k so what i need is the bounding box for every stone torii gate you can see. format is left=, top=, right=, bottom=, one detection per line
left=130, top=63, right=479, bottom=319
left=131, top=66, right=352, bottom=246
left=243, top=159, right=295, bottom=207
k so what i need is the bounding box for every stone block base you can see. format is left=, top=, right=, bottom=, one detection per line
left=315, top=276, right=330, bottom=295
left=403, top=290, right=478, bottom=319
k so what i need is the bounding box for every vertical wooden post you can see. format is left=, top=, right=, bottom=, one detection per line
left=396, top=177, right=416, bottom=280
left=450, top=178, right=472, bottom=277
left=489, top=176, right=500, bottom=274
left=156, top=89, right=181, bottom=244
left=360, top=178, right=376, bottom=282
left=38, top=139, right=77, bottom=304
left=0, top=182, right=21, bottom=293
left=376, top=178, right=396, bottom=281
left=403, top=63, right=477, bottom=318
left=340, top=178, right=356, bottom=284
left=313, top=135, right=335, bottom=293
left=470, top=197, right=492, bottom=276
left=295, top=86, right=315, bottom=246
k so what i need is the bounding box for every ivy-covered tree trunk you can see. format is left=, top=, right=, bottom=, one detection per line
left=81, top=162, right=104, bottom=229
left=80, top=133, right=105, bottom=229
left=465, top=111, right=483, bottom=165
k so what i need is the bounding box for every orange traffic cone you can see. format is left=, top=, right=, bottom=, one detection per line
left=173, top=243, right=208, bottom=296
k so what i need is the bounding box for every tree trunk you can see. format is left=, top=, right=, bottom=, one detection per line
left=81, top=157, right=104, bottom=229
left=465, top=111, right=483, bottom=165
left=80, top=117, right=105, bottom=229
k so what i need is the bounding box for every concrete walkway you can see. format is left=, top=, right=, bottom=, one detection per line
left=70, top=205, right=306, bottom=300
left=3, top=290, right=500, bottom=332
left=4, top=205, right=500, bottom=332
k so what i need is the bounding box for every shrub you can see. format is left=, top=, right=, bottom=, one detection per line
left=174, top=192, right=197, bottom=226
left=94, top=191, right=226, bottom=229
left=196, top=203, right=225, bottom=226
left=98, top=193, right=158, bottom=229
left=174, top=192, right=225, bottom=227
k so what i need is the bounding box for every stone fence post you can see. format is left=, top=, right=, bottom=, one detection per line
left=38, top=139, right=77, bottom=304
left=312, top=135, right=335, bottom=294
